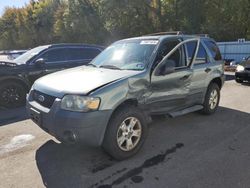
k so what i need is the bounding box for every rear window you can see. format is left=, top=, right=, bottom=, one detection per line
left=204, top=40, right=222, bottom=61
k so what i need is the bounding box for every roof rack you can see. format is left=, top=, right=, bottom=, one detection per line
left=144, top=31, right=184, bottom=36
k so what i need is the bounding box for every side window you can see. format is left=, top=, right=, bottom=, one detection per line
left=85, top=48, right=101, bottom=59
left=204, top=41, right=222, bottom=61
left=67, top=48, right=101, bottom=61
left=154, top=39, right=185, bottom=69
left=186, top=42, right=208, bottom=65
left=196, top=44, right=208, bottom=64
left=40, top=48, right=67, bottom=63
left=67, top=48, right=85, bottom=61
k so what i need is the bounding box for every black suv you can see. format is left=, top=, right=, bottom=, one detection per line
left=235, top=56, right=250, bottom=83
left=0, top=44, right=104, bottom=108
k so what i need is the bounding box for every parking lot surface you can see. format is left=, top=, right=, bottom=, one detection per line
left=0, top=73, right=250, bottom=188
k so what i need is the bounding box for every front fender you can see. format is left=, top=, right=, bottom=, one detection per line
left=90, top=78, right=130, bottom=110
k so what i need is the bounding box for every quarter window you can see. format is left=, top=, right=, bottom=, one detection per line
left=204, top=41, right=222, bottom=61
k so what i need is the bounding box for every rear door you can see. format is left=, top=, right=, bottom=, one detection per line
left=65, top=47, right=102, bottom=68
left=186, top=40, right=223, bottom=105
left=185, top=40, right=211, bottom=105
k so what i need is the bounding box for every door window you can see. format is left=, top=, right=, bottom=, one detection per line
left=186, top=42, right=208, bottom=65
left=67, top=48, right=101, bottom=61
left=153, top=39, right=185, bottom=69
left=85, top=48, right=101, bottom=59
left=152, top=38, right=200, bottom=77
left=40, top=48, right=67, bottom=63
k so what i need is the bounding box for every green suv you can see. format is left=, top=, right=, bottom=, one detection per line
left=27, top=32, right=224, bottom=160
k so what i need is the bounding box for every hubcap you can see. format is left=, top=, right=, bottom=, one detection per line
left=209, top=89, right=218, bottom=110
left=116, top=117, right=142, bottom=151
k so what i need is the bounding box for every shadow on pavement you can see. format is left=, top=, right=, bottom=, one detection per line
left=36, top=140, right=116, bottom=188
left=35, top=107, right=250, bottom=188
left=0, top=107, right=28, bottom=126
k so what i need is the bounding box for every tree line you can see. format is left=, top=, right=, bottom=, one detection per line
left=0, top=0, right=249, bottom=50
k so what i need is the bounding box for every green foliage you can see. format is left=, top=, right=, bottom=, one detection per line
left=0, top=0, right=249, bottom=50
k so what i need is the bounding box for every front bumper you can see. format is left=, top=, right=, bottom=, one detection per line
left=26, top=93, right=112, bottom=146
left=235, top=71, right=250, bottom=81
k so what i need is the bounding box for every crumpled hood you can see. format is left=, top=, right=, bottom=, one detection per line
left=33, top=66, right=139, bottom=98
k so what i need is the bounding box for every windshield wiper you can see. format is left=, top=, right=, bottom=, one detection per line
left=87, top=63, right=97, bottom=67
left=100, top=65, right=121, bottom=70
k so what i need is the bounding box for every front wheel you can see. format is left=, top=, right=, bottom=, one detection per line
left=102, top=105, right=148, bottom=160
left=201, top=83, right=220, bottom=115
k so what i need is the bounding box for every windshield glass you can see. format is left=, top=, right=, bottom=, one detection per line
left=13, top=45, right=49, bottom=64
left=90, top=39, right=158, bottom=70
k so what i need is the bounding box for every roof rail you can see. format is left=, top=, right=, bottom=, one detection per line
left=193, top=34, right=209, bottom=37
left=144, top=31, right=184, bottom=36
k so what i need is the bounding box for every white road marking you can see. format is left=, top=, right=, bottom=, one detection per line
left=0, top=134, right=35, bottom=154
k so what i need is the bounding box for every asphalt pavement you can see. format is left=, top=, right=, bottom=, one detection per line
left=0, top=73, right=250, bottom=188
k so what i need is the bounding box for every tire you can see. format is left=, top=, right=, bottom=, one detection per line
left=0, top=81, right=27, bottom=108
left=201, top=83, right=220, bottom=115
left=235, top=79, right=243, bottom=83
left=102, top=105, right=148, bottom=160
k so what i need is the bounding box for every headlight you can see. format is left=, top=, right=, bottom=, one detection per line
left=236, top=65, right=245, bottom=72
left=61, top=95, right=100, bottom=112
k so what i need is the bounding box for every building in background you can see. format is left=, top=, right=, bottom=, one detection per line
left=217, top=39, right=250, bottom=63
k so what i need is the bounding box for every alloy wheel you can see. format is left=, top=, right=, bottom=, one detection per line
left=209, top=89, right=218, bottom=110
left=116, top=117, right=142, bottom=151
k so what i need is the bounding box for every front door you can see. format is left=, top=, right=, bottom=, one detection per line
left=39, top=48, right=68, bottom=75
left=26, top=48, right=68, bottom=83
left=146, top=38, right=200, bottom=114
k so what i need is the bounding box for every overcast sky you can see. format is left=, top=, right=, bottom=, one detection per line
left=0, top=0, right=30, bottom=16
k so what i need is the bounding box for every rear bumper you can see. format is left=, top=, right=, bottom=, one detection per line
left=26, top=94, right=112, bottom=147
left=235, top=71, right=250, bottom=81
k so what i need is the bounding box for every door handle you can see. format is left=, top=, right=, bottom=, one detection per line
left=180, top=74, right=191, bottom=80
left=205, top=68, right=212, bottom=73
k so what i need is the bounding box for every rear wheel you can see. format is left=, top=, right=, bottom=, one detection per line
left=235, top=79, right=243, bottom=83
left=102, top=105, right=148, bottom=160
left=0, top=81, right=27, bottom=108
left=201, top=83, right=220, bottom=115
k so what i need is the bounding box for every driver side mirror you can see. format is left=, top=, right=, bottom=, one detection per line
left=155, top=59, right=176, bottom=76
left=34, top=58, right=45, bottom=67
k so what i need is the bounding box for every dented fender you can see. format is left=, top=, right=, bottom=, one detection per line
left=90, top=70, right=151, bottom=111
